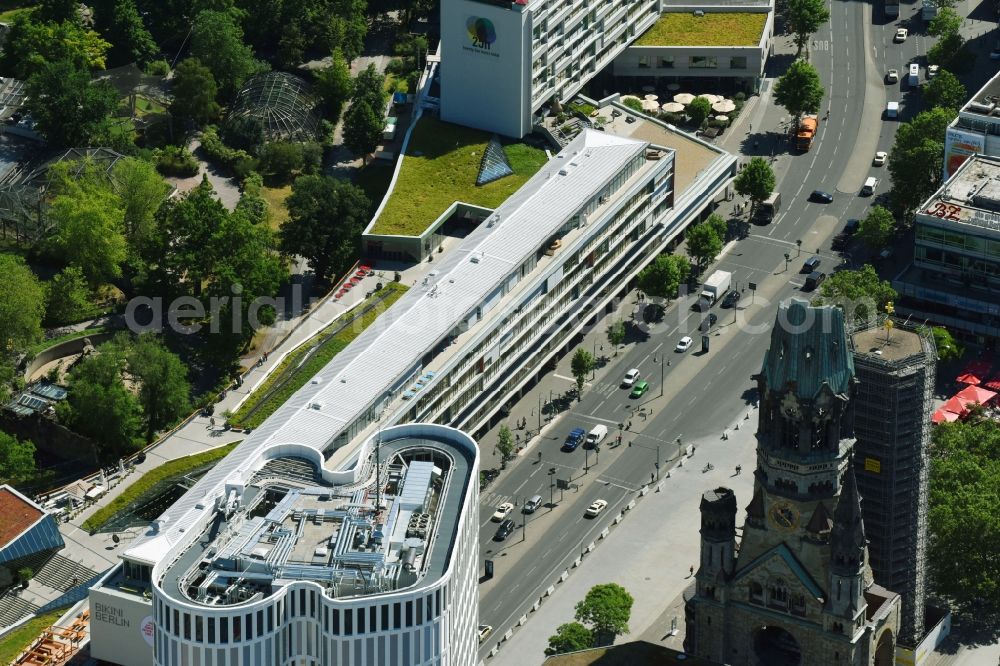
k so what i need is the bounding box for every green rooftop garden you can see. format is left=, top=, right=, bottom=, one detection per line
left=635, top=12, right=768, bottom=47
left=369, top=117, right=548, bottom=237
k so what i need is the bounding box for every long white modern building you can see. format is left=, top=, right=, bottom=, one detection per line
left=89, top=423, right=480, bottom=666
left=440, top=0, right=661, bottom=136
left=89, top=112, right=734, bottom=665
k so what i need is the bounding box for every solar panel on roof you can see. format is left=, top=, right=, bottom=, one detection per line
left=17, top=395, right=47, bottom=411
left=476, top=135, right=514, bottom=186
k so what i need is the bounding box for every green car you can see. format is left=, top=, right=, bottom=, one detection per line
left=630, top=380, right=649, bottom=398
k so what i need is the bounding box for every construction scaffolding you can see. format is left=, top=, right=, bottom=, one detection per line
left=849, top=317, right=936, bottom=646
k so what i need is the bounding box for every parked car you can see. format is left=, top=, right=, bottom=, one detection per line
left=927, top=65, right=939, bottom=78
left=873, top=151, right=887, bottom=166
left=675, top=336, right=693, bottom=352
left=699, top=313, right=718, bottom=332
left=990, top=49, right=1000, bottom=60
left=810, top=190, right=834, bottom=203
left=563, top=427, right=586, bottom=452
left=492, top=502, right=514, bottom=522
left=880, top=246, right=895, bottom=259
left=722, top=291, right=740, bottom=308
left=523, top=495, right=543, bottom=513
left=585, top=499, right=608, bottom=517
left=493, top=518, right=515, bottom=541
left=803, top=271, right=827, bottom=291
left=621, top=368, right=640, bottom=387
left=886, top=69, right=899, bottom=83
left=478, top=625, right=494, bottom=643
left=894, top=28, right=908, bottom=42
left=630, top=380, right=649, bottom=398
left=843, top=218, right=860, bottom=235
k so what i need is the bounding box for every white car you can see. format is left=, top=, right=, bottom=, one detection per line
left=873, top=151, right=888, bottom=166
left=927, top=65, right=939, bottom=78
left=478, top=625, right=493, bottom=643
left=621, top=368, right=640, bottom=387
left=886, top=69, right=899, bottom=83
left=894, top=28, right=908, bottom=42
left=491, top=502, right=514, bottom=522
left=585, top=499, right=608, bottom=517
left=675, top=336, right=693, bottom=352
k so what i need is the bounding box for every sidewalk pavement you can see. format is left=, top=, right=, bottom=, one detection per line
left=487, top=397, right=759, bottom=663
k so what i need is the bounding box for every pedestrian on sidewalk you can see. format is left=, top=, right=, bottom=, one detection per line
left=689, top=565, right=694, bottom=577
left=209, top=417, right=216, bottom=429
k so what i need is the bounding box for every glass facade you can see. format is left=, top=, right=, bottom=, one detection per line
left=0, top=514, right=64, bottom=564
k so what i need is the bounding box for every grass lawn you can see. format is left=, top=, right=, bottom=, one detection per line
left=635, top=12, right=767, bottom=47
left=27, top=326, right=110, bottom=357
left=0, top=1, right=35, bottom=22
left=369, top=117, right=548, bottom=237
left=0, top=609, right=68, bottom=665
left=229, top=282, right=408, bottom=429
left=261, top=184, right=292, bottom=230
left=82, top=442, right=240, bottom=533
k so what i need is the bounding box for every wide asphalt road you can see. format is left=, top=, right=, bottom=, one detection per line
left=476, top=0, right=939, bottom=653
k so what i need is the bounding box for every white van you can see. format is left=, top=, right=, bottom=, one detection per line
left=908, top=63, right=920, bottom=86
left=585, top=424, right=608, bottom=447
left=861, top=176, right=879, bottom=196
left=886, top=102, right=899, bottom=119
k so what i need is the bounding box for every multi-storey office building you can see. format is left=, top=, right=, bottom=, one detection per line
left=893, top=154, right=1000, bottom=344
left=89, top=423, right=480, bottom=666
left=943, top=70, right=1000, bottom=180
left=440, top=0, right=661, bottom=136
left=850, top=321, right=935, bottom=646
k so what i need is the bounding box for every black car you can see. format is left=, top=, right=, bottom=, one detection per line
left=843, top=218, right=860, bottom=235
left=699, top=313, right=718, bottom=332
left=493, top=519, right=515, bottom=541
left=721, top=291, right=740, bottom=308
left=803, top=271, right=827, bottom=291
left=810, top=190, right=834, bottom=203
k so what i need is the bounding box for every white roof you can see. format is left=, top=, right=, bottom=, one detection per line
left=125, top=130, right=648, bottom=565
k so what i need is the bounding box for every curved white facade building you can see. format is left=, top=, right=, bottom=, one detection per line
left=89, top=424, right=479, bottom=666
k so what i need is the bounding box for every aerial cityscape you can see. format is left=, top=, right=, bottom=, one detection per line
left=0, top=0, right=998, bottom=664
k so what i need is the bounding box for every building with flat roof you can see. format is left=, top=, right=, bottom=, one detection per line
left=893, top=153, right=1000, bottom=344
left=439, top=0, right=660, bottom=137
left=613, top=5, right=773, bottom=94
left=943, top=69, right=1000, bottom=180
left=850, top=321, right=935, bottom=646
left=88, top=423, right=479, bottom=666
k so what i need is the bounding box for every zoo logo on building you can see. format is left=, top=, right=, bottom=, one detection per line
left=465, top=17, right=499, bottom=57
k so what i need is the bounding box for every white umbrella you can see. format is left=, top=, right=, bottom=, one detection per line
left=715, top=115, right=730, bottom=123
left=641, top=84, right=656, bottom=93
left=661, top=102, right=685, bottom=113
left=641, top=99, right=660, bottom=112
left=698, top=94, right=722, bottom=104
left=666, top=83, right=681, bottom=91
left=673, top=93, right=695, bottom=105
left=644, top=93, right=659, bottom=101
left=712, top=99, right=736, bottom=113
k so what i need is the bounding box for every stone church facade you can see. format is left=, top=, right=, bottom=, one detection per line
left=684, top=300, right=900, bottom=666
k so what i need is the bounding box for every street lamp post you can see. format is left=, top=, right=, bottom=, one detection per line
left=796, top=239, right=802, bottom=257
left=538, top=393, right=542, bottom=432
left=784, top=253, right=790, bottom=272
left=659, top=355, right=664, bottom=397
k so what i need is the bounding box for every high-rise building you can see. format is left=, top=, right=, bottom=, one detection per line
left=439, top=0, right=660, bottom=137
left=88, top=424, right=480, bottom=666
left=684, top=299, right=900, bottom=666
left=850, top=320, right=935, bottom=645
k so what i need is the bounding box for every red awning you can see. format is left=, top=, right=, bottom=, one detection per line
left=956, top=373, right=982, bottom=385
left=932, top=409, right=960, bottom=424
left=941, top=396, right=968, bottom=416
left=955, top=384, right=997, bottom=407
left=983, top=377, right=1000, bottom=391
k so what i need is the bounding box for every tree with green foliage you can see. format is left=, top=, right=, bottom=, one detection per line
left=927, top=32, right=965, bottom=69
left=606, top=320, right=625, bottom=356
left=0, top=254, right=46, bottom=355
left=221, top=115, right=265, bottom=154
left=257, top=142, right=305, bottom=183
left=170, top=58, right=222, bottom=126
left=929, top=326, right=963, bottom=361
left=57, top=349, right=142, bottom=455
left=787, top=0, right=831, bottom=56
left=734, top=157, right=776, bottom=217
left=817, top=264, right=897, bottom=324
left=928, top=417, right=1000, bottom=616
left=570, top=348, right=595, bottom=399
left=888, top=107, right=954, bottom=216
left=125, top=335, right=191, bottom=441
left=0, top=14, right=111, bottom=79
left=25, top=59, right=118, bottom=149
left=235, top=172, right=269, bottom=226
left=687, top=96, right=712, bottom=126
left=857, top=205, right=896, bottom=249
left=280, top=175, right=370, bottom=284
left=928, top=7, right=962, bottom=38
left=622, top=97, right=643, bottom=114
left=46, top=267, right=93, bottom=326
left=112, top=157, right=170, bottom=265
left=545, top=622, right=594, bottom=655
left=315, top=49, right=353, bottom=125
left=93, top=0, right=158, bottom=67
left=36, top=0, right=80, bottom=22
left=353, top=64, right=388, bottom=115
left=637, top=254, right=690, bottom=302
left=48, top=169, right=128, bottom=285
left=574, top=583, right=634, bottom=647
left=343, top=100, right=383, bottom=162
left=707, top=213, right=728, bottom=241
left=496, top=424, right=514, bottom=463
left=774, top=59, right=825, bottom=124
left=686, top=223, right=724, bottom=270
left=237, top=0, right=367, bottom=64
left=923, top=69, right=967, bottom=113
left=0, top=432, right=37, bottom=487
left=190, top=10, right=266, bottom=98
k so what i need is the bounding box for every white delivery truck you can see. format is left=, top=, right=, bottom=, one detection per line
left=696, top=270, right=732, bottom=311
left=908, top=63, right=920, bottom=87
left=886, top=102, right=899, bottom=119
